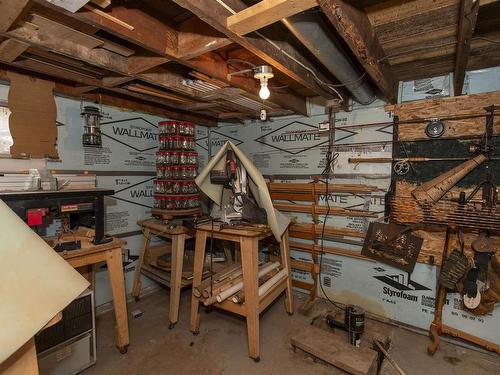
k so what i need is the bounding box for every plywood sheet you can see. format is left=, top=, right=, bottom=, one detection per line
left=7, top=71, right=58, bottom=158
left=386, top=91, right=500, bottom=121
left=0, top=200, right=89, bottom=364
left=398, top=117, right=500, bottom=141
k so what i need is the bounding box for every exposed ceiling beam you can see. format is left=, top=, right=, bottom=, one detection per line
left=137, top=68, right=199, bottom=97
left=7, top=57, right=103, bottom=86
left=5, top=24, right=128, bottom=74
left=454, top=0, right=480, bottom=96
left=227, top=0, right=318, bottom=36
left=127, top=56, right=169, bottom=74
left=126, top=83, right=194, bottom=104
left=177, top=16, right=232, bottom=60
left=90, top=0, right=111, bottom=8
left=318, top=0, right=397, bottom=103
left=0, top=39, right=29, bottom=62
left=102, top=75, right=134, bottom=87
left=105, top=86, right=216, bottom=125
left=0, top=0, right=30, bottom=32
left=187, top=52, right=308, bottom=115
left=171, top=0, right=338, bottom=100
left=29, top=0, right=309, bottom=116
left=33, top=0, right=178, bottom=57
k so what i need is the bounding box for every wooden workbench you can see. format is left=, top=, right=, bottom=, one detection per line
left=60, top=238, right=129, bottom=354
left=132, top=218, right=194, bottom=329
left=190, top=224, right=293, bottom=361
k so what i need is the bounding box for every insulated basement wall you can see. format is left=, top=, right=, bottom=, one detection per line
left=209, top=67, right=500, bottom=346
left=0, top=83, right=208, bottom=307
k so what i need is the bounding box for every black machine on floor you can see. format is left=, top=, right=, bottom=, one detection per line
left=0, top=189, right=114, bottom=248
left=326, top=305, right=365, bottom=347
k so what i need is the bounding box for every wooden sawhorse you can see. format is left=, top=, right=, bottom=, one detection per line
left=132, top=218, right=193, bottom=329
left=190, top=224, right=293, bottom=361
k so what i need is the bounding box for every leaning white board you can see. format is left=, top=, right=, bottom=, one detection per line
left=0, top=200, right=89, bottom=363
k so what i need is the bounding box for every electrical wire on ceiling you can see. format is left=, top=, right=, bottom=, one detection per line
left=226, top=58, right=256, bottom=68
left=227, top=58, right=290, bottom=89
left=214, top=0, right=345, bottom=104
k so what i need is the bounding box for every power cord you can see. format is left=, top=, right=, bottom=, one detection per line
left=318, top=110, right=344, bottom=311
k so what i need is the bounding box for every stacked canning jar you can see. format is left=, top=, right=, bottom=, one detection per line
left=154, top=120, right=200, bottom=210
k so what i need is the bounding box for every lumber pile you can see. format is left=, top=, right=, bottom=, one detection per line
left=192, top=262, right=285, bottom=306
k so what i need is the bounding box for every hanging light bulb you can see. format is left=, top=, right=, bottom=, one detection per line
left=259, top=78, right=270, bottom=100
left=254, top=65, right=273, bottom=101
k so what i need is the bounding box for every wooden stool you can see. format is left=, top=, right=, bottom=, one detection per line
left=132, top=218, right=193, bottom=329
left=190, top=224, right=293, bottom=361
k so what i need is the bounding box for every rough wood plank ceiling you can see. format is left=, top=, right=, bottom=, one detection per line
left=367, top=0, right=500, bottom=82
left=0, top=0, right=498, bottom=123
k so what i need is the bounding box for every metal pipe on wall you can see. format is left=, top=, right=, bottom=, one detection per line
left=282, top=12, right=376, bottom=105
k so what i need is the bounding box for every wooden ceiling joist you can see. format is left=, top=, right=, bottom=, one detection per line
left=454, top=0, right=480, bottom=96
left=187, top=52, right=307, bottom=115
left=0, top=39, right=29, bottom=63
left=126, top=83, right=194, bottom=104
left=137, top=69, right=199, bottom=98
left=90, top=0, right=111, bottom=9
left=318, top=0, right=397, bottom=103
left=101, top=75, right=134, bottom=87
left=127, top=56, right=169, bottom=75
left=28, top=0, right=309, bottom=117
left=226, top=0, right=318, bottom=36
left=0, top=0, right=30, bottom=32
left=6, top=25, right=128, bottom=74
left=33, top=0, right=178, bottom=57
left=171, top=0, right=340, bottom=100
left=176, top=17, right=232, bottom=60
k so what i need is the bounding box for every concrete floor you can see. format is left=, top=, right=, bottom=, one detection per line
left=83, top=289, right=500, bottom=375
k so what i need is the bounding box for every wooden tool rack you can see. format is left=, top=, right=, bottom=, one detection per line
left=267, top=181, right=378, bottom=312
left=190, top=224, right=293, bottom=361
left=132, top=218, right=194, bottom=329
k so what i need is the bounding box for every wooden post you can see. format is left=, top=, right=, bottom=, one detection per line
left=240, top=236, right=260, bottom=361
left=190, top=230, right=208, bottom=334
left=132, top=227, right=151, bottom=300
left=105, top=247, right=130, bottom=353
left=169, top=233, right=186, bottom=329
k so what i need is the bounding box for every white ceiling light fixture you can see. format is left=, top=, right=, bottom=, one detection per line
left=254, top=65, right=273, bottom=100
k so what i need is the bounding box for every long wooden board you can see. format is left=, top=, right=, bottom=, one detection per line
left=291, top=325, right=378, bottom=375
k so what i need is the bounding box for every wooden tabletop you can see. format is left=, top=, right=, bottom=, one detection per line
left=138, top=218, right=193, bottom=236
left=56, top=238, right=125, bottom=260
left=195, top=223, right=272, bottom=238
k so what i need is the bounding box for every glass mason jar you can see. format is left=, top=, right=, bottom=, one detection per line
left=174, top=166, right=181, bottom=179
left=169, top=151, right=178, bottom=165
left=154, top=196, right=161, bottom=209
left=156, top=166, right=163, bottom=179
left=163, top=181, right=172, bottom=194
left=171, top=181, right=180, bottom=194
left=163, top=166, right=172, bottom=180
